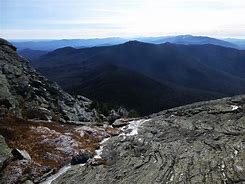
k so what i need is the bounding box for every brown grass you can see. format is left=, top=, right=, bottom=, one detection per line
left=0, top=115, right=118, bottom=180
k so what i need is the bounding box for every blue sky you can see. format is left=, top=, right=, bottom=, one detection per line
left=1, top=0, right=245, bottom=39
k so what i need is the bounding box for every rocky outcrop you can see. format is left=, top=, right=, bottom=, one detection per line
left=52, top=95, right=245, bottom=184
left=70, top=150, right=93, bottom=165
left=108, top=107, right=129, bottom=123
left=0, top=38, right=96, bottom=123
left=0, top=135, right=11, bottom=169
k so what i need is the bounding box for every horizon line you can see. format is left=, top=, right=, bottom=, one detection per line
left=6, top=34, right=245, bottom=41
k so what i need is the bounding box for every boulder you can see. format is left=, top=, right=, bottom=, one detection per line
left=0, top=99, right=12, bottom=108
left=108, top=109, right=120, bottom=123
left=24, top=107, right=52, bottom=121
left=70, top=150, right=93, bottom=165
left=0, top=107, right=8, bottom=120
left=117, top=107, right=129, bottom=117
left=0, top=135, right=11, bottom=168
left=112, top=118, right=130, bottom=128
left=23, top=180, right=34, bottom=184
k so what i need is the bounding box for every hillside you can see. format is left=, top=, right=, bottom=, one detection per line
left=32, top=41, right=245, bottom=115
left=18, top=48, right=49, bottom=61
left=66, top=64, right=224, bottom=114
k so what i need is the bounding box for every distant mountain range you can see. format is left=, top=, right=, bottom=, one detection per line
left=12, top=35, right=245, bottom=53
left=224, top=38, right=245, bottom=49
left=31, top=41, right=245, bottom=115
left=138, top=35, right=237, bottom=48
left=12, top=37, right=128, bottom=51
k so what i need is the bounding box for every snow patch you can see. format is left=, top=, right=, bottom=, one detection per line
left=220, top=162, right=227, bottom=184
left=39, top=119, right=150, bottom=183
left=40, top=134, right=110, bottom=183
left=231, top=105, right=239, bottom=111
left=234, top=149, right=239, bottom=156
left=40, top=165, right=71, bottom=184
left=93, top=137, right=110, bottom=159
left=170, top=174, right=174, bottom=181
left=120, top=119, right=151, bottom=136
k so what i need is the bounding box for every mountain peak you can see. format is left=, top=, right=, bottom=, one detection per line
left=124, top=40, right=145, bottom=45
left=120, top=40, right=151, bottom=48
left=177, top=34, right=193, bottom=38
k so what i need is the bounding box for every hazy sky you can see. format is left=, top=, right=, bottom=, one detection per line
left=1, top=0, right=245, bottom=39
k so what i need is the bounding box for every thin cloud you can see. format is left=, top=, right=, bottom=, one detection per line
left=1, top=0, right=245, bottom=39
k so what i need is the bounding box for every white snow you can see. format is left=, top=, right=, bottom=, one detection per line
left=93, top=137, right=110, bottom=159
left=40, top=165, right=71, bottom=184
left=170, top=174, right=174, bottom=181
left=94, top=150, right=103, bottom=159
left=94, top=119, right=151, bottom=160
left=40, top=119, right=150, bottom=183
left=39, top=136, right=110, bottom=183
left=39, top=107, right=50, bottom=112
left=219, top=162, right=228, bottom=184
left=234, top=149, right=239, bottom=156
left=221, top=162, right=225, bottom=169
left=40, top=135, right=110, bottom=183
left=231, top=105, right=239, bottom=111
left=120, top=119, right=151, bottom=136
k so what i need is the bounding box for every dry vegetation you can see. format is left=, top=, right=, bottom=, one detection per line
left=0, top=115, right=120, bottom=181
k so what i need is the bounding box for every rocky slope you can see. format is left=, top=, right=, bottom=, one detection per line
left=0, top=38, right=118, bottom=183
left=52, top=95, right=245, bottom=184
left=0, top=38, right=96, bottom=123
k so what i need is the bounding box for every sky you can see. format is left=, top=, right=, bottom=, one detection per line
left=1, top=0, right=245, bottom=39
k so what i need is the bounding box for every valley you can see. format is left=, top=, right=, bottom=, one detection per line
left=29, top=41, right=245, bottom=115
left=0, top=38, right=244, bottom=184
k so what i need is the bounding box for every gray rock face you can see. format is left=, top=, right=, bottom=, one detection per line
left=70, top=150, right=93, bottom=165
left=112, top=118, right=130, bottom=127
left=0, top=38, right=96, bottom=122
left=0, top=38, right=16, bottom=51
left=0, top=135, right=11, bottom=168
left=108, top=107, right=129, bottom=124
left=53, top=95, right=245, bottom=184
